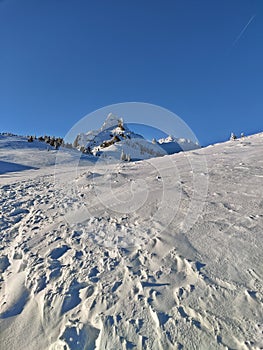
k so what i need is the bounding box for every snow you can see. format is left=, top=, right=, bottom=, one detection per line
left=72, top=113, right=198, bottom=160
left=0, top=135, right=80, bottom=170
left=99, top=138, right=167, bottom=160
left=0, top=132, right=263, bottom=349
left=158, top=135, right=200, bottom=153
left=101, top=113, right=122, bottom=131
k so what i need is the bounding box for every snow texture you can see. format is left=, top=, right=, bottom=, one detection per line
left=0, top=132, right=263, bottom=349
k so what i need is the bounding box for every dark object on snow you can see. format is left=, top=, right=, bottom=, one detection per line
left=230, top=132, right=237, bottom=141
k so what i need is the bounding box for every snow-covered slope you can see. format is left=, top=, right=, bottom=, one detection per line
left=0, top=134, right=91, bottom=179
left=0, top=134, right=53, bottom=168
left=0, top=133, right=263, bottom=349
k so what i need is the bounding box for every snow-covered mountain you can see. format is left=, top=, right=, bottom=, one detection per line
left=158, top=134, right=199, bottom=154
left=73, top=113, right=199, bottom=160
left=0, top=132, right=263, bottom=349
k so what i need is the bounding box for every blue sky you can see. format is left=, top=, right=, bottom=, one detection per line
left=0, top=0, right=262, bottom=146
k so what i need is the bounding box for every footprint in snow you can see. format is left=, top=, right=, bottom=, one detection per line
left=60, top=279, right=87, bottom=315
left=49, top=245, right=69, bottom=259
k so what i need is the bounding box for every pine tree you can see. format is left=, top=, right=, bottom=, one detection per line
left=230, top=132, right=237, bottom=140
left=121, top=150, right=126, bottom=161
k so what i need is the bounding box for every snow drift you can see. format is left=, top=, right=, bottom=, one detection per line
left=0, top=132, right=262, bottom=349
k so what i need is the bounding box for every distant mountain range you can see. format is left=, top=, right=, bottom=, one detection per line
left=73, top=113, right=199, bottom=161
left=0, top=113, right=200, bottom=164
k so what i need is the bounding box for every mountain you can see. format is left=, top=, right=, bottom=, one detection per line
left=73, top=113, right=199, bottom=160
left=158, top=135, right=199, bottom=154
left=0, top=132, right=262, bottom=349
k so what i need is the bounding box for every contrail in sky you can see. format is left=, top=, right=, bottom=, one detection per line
left=232, top=14, right=256, bottom=46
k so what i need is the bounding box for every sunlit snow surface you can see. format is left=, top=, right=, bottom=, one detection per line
left=0, top=133, right=263, bottom=349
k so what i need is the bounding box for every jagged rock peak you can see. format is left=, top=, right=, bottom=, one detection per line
left=101, top=113, right=123, bottom=131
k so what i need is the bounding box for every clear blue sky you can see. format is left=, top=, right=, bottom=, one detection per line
left=0, top=0, right=262, bottom=146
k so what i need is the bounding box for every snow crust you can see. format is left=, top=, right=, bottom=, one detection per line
left=0, top=132, right=263, bottom=349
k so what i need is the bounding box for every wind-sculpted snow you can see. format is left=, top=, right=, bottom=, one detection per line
left=0, top=133, right=263, bottom=349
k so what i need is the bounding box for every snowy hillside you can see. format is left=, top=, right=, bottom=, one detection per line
left=0, top=132, right=263, bottom=349
left=0, top=134, right=81, bottom=170
left=0, top=134, right=93, bottom=179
